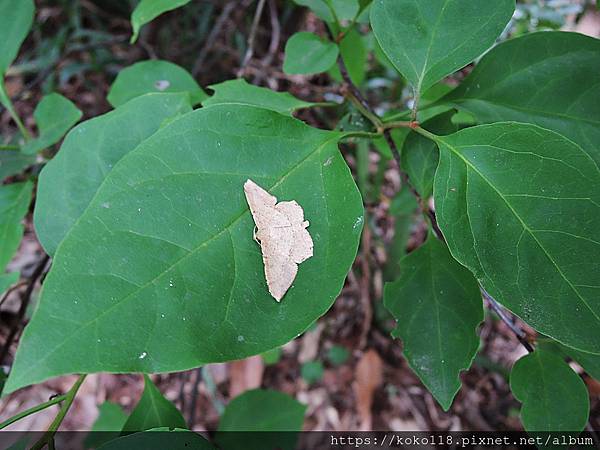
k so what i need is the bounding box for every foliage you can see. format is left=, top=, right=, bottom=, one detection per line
left=0, top=0, right=597, bottom=437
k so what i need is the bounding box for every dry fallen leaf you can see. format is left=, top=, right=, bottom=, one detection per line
left=354, top=349, right=383, bottom=431
left=244, top=179, right=313, bottom=301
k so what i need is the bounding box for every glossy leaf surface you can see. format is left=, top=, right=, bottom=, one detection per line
left=446, top=31, right=600, bottom=165
left=510, top=350, right=589, bottom=432
left=0, top=182, right=32, bottom=271
left=370, top=0, right=514, bottom=94
left=130, top=0, right=191, bottom=43
left=434, top=123, right=600, bottom=354
left=283, top=32, right=339, bottom=75
left=34, top=93, right=192, bottom=255
left=122, top=375, right=186, bottom=433
left=216, top=389, right=305, bottom=450
left=22, top=93, right=82, bottom=155
left=202, top=79, right=315, bottom=115
left=384, top=237, right=482, bottom=410
left=6, top=105, right=363, bottom=393
left=107, top=60, right=206, bottom=108
left=0, top=0, right=34, bottom=73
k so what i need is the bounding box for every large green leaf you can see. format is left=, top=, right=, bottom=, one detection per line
left=130, top=0, right=191, bottom=43
left=84, top=401, right=128, bottom=449
left=384, top=237, right=482, bottom=410
left=34, top=93, right=192, bottom=256
left=510, top=350, right=589, bottom=432
left=0, top=181, right=32, bottom=271
left=433, top=122, right=600, bottom=354
left=0, top=0, right=34, bottom=74
left=202, top=79, right=316, bottom=116
left=445, top=31, right=600, bottom=166
left=5, top=104, right=363, bottom=393
left=283, top=32, right=339, bottom=75
left=98, top=429, right=213, bottom=450
left=107, top=60, right=206, bottom=108
left=215, top=389, right=306, bottom=450
left=370, top=0, right=514, bottom=95
left=402, top=110, right=457, bottom=198
left=22, top=93, right=82, bottom=155
left=122, top=375, right=186, bottom=433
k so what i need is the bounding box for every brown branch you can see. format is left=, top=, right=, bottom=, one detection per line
left=481, top=288, right=534, bottom=353
left=0, top=254, right=50, bottom=365
left=238, top=0, right=267, bottom=77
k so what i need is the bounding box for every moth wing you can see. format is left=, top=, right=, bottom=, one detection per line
left=244, top=179, right=277, bottom=230
left=276, top=201, right=313, bottom=263
left=261, top=228, right=297, bottom=302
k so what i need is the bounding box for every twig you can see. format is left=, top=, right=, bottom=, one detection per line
left=337, top=58, right=383, bottom=129
left=193, top=1, right=238, bottom=77
left=0, top=144, right=20, bottom=151
left=383, top=130, right=444, bottom=240
left=0, top=255, right=50, bottom=365
left=188, top=367, right=202, bottom=428
left=0, top=280, right=27, bottom=308
left=238, top=0, right=267, bottom=77
left=481, top=288, right=534, bottom=353
left=31, top=375, right=86, bottom=450
left=0, top=394, right=67, bottom=430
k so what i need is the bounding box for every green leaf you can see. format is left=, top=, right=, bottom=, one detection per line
left=510, top=350, right=589, bottom=432
left=22, top=93, right=82, bottom=155
left=293, top=0, right=359, bottom=22
left=0, top=271, right=19, bottom=296
left=383, top=186, right=418, bottom=281
left=328, top=27, right=367, bottom=86
left=370, top=0, right=514, bottom=95
left=202, top=79, right=315, bottom=115
left=130, top=0, right=192, bottom=43
left=301, top=361, right=324, bottom=384
left=0, top=150, right=36, bottom=182
left=402, top=110, right=457, bottom=198
left=445, top=31, right=600, bottom=166
left=98, top=429, right=214, bottom=450
left=33, top=93, right=192, bottom=256
left=0, top=182, right=32, bottom=271
left=216, top=389, right=305, bottom=450
left=0, top=0, right=34, bottom=74
left=107, top=60, right=206, bottom=108
left=326, top=345, right=349, bottom=366
left=283, top=32, right=339, bottom=75
left=433, top=122, right=600, bottom=355
left=122, top=375, right=186, bottom=433
left=5, top=105, right=363, bottom=393
left=84, top=401, right=128, bottom=449
left=384, top=236, right=482, bottom=410
left=261, top=347, right=282, bottom=365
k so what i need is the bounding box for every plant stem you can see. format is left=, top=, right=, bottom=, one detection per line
left=0, top=395, right=67, bottom=430
left=0, top=80, right=31, bottom=141
left=381, top=120, right=419, bottom=131
left=413, top=125, right=439, bottom=142
left=0, top=254, right=50, bottom=365
left=0, top=144, right=20, bottom=151
left=481, top=288, right=534, bottom=353
left=238, top=0, right=267, bottom=76
left=31, top=375, right=86, bottom=450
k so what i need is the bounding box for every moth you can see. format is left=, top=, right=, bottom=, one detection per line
left=243, top=179, right=314, bottom=302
